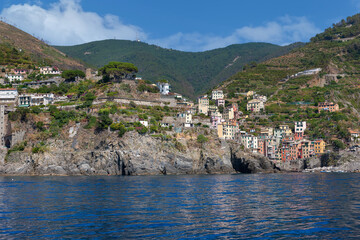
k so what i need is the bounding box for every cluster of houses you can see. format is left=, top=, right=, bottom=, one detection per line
left=196, top=90, right=268, bottom=139
left=192, top=89, right=328, bottom=163
left=2, top=67, right=61, bottom=83
left=238, top=122, right=326, bottom=163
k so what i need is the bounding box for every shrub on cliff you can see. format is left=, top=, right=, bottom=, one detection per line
left=35, top=121, right=45, bottom=132
left=197, top=134, right=208, bottom=144
left=32, top=142, right=46, bottom=154
left=7, top=141, right=27, bottom=155
left=97, top=112, right=113, bottom=129
left=110, top=122, right=127, bottom=137
left=84, top=116, right=97, bottom=129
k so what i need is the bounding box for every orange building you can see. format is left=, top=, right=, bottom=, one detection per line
left=318, top=102, right=339, bottom=112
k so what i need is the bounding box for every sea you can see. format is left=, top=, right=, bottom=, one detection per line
left=0, top=173, right=359, bottom=239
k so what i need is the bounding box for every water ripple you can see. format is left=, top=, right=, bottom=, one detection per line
left=0, top=173, right=359, bottom=239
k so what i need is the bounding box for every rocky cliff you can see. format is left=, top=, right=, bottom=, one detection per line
left=0, top=128, right=279, bottom=176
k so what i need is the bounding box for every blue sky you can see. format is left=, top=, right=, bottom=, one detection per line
left=0, top=0, right=359, bottom=51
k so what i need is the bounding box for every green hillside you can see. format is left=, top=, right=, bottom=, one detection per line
left=220, top=13, right=360, bottom=142
left=0, top=21, right=85, bottom=70
left=54, top=40, right=302, bottom=98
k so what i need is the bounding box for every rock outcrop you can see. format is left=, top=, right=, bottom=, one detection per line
left=0, top=129, right=279, bottom=176
left=230, top=144, right=280, bottom=173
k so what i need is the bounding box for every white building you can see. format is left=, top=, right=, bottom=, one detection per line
left=0, top=88, right=18, bottom=104
left=18, top=93, right=55, bottom=107
left=140, top=120, right=149, bottom=127
left=185, top=112, right=192, bottom=124
left=295, top=121, right=307, bottom=133
left=212, top=90, right=224, bottom=100
left=247, top=99, right=264, bottom=112
left=157, top=81, right=170, bottom=95
left=253, top=94, right=267, bottom=102
left=6, top=74, right=24, bottom=82
left=240, top=134, right=258, bottom=150
left=40, top=66, right=61, bottom=75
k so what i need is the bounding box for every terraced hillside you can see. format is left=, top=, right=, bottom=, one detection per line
left=220, top=13, right=360, bottom=142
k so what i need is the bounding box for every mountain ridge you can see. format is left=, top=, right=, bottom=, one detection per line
left=54, top=40, right=303, bottom=98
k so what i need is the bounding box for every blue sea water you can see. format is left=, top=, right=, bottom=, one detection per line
left=0, top=173, right=359, bottom=239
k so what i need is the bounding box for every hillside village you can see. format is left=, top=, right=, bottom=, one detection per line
left=0, top=60, right=358, bottom=169
left=1, top=14, right=360, bottom=172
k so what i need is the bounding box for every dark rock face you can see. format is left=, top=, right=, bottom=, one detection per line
left=230, top=146, right=280, bottom=173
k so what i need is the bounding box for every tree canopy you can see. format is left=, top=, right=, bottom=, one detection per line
left=99, top=62, right=138, bottom=82
left=61, top=70, right=85, bottom=82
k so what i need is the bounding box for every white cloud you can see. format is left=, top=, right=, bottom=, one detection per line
left=151, top=16, right=321, bottom=51
left=0, top=0, right=146, bottom=45
left=0, top=0, right=320, bottom=51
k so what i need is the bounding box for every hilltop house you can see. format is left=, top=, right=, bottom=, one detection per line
left=157, top=81, right=170, bottom=95
left=18, top=93, right=55, bottom=107
left=318, top=102, right=339, bottom=112
left=40, top=66, right=61, bottom=75
left=349, top=129, right=360, bottom=143
left=6, top=74, right=24, bottom=82
left=211, top=90, right=224, bottom=100
left=247, top=99, right=264, bottom=113
left=13, top=69, right=28, bottom=75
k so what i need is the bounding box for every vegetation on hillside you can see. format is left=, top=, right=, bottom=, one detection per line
left=55, top=40, right=303, bottom=98
left=0, top=20, right=85, bottom=70
left=220, top=13, right=360, bottom=143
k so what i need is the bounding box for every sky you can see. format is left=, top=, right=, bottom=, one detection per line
left=0, top=0, right=359, bottom=52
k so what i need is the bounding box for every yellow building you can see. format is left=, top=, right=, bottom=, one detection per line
left=217, top=121, right=238, bottom=140
left=279, top=125, right=292, bottom=136
left=314, top=140, right=326, bottom=154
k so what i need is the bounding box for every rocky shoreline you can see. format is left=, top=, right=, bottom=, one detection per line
left=0, top=130, right=359, bottom=176
left=0, top=130, right=281, bottom=176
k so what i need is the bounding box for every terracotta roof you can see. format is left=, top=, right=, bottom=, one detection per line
left=348, top=129, right=360, bottom=134
left=0, top=88, right=17, bottom=91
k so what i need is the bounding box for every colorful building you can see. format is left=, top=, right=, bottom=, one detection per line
left=318, top=102, right=339, bottom=112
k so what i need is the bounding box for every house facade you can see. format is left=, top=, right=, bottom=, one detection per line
left=40, top=66, right=61, bottom=75
left=295, top=121, right=307, bottom=140
left=157, top=82, right=170, bottom=95
left=247, top=99, right=264, bottom=112
left=0, top=88, right=18, bottom=104
left=198, top=96, right=209, bottom=115
left=211, top=90, right=224, bottom=100
left=18, top=93, right=55, bottom=107
left=318, top=102, right=339, bottom=112
left=6, top=74, right=24, bottom=82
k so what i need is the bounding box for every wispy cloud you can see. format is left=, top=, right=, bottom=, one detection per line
left=0, top=0, right=146, bottom=45
left=151, top=16, right=321, bottom=51
left=0, top=0, right=321, bottom=51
